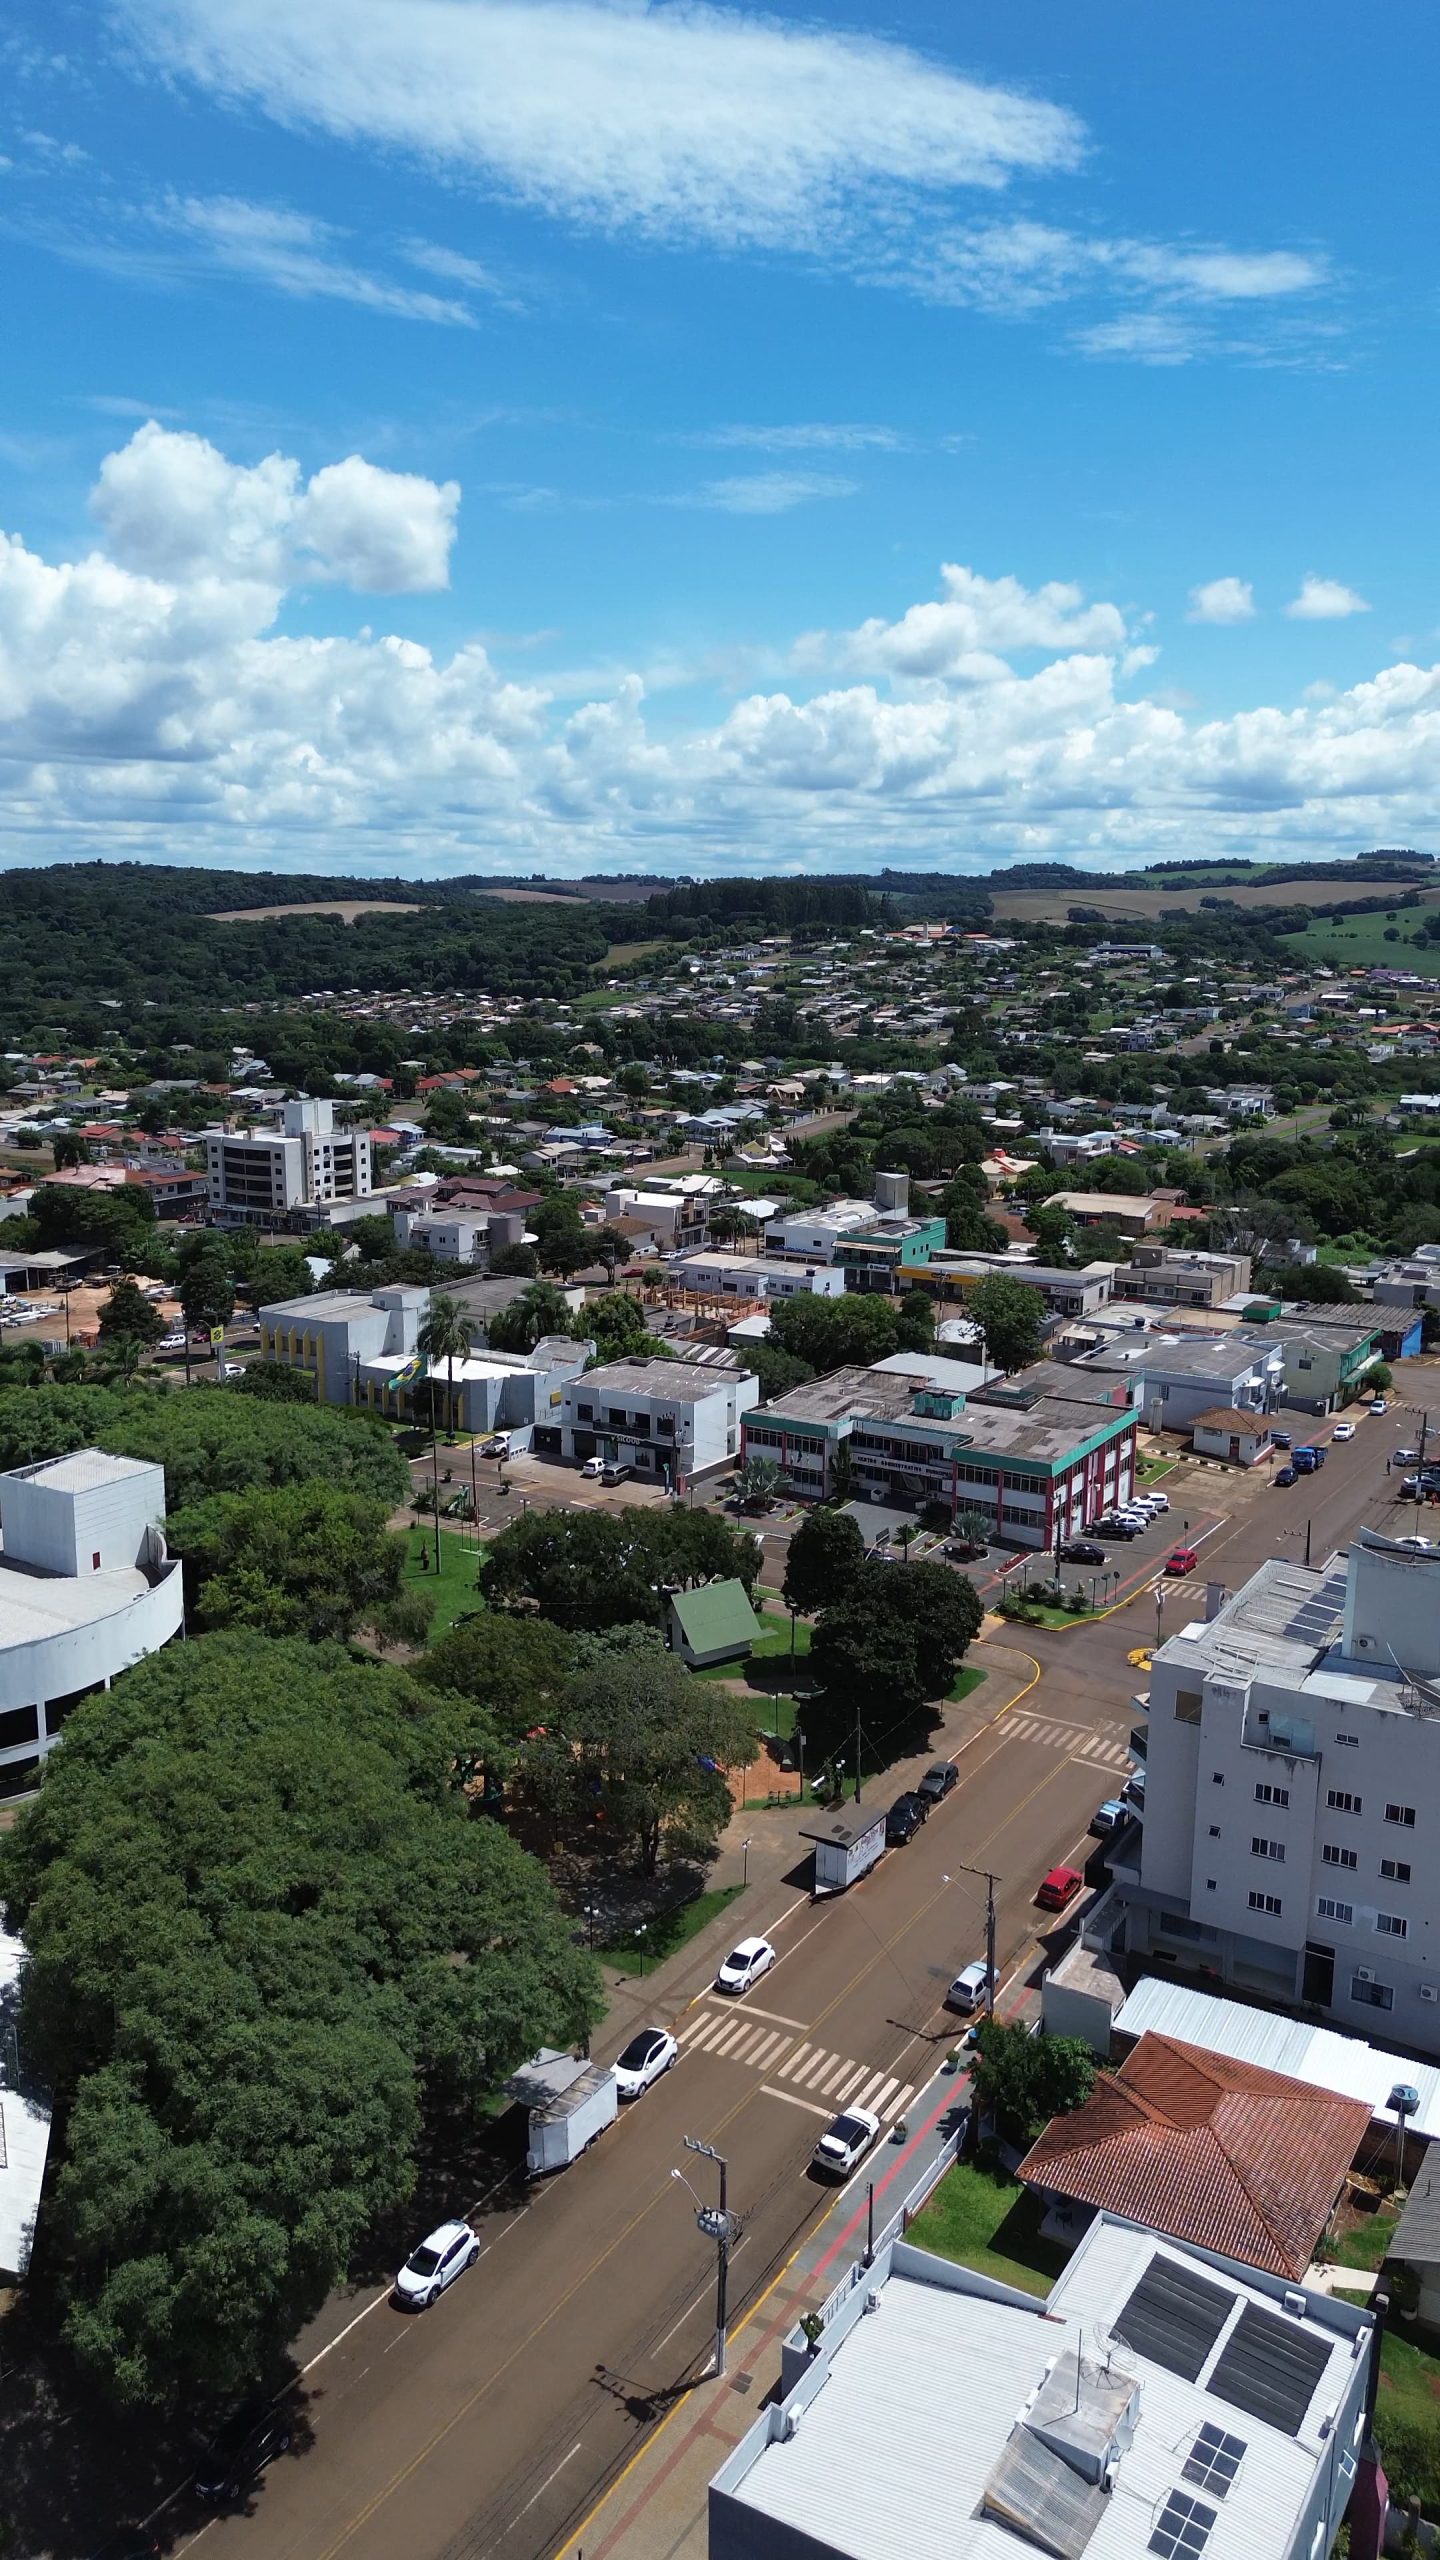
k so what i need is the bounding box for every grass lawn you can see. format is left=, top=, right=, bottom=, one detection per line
left=1281, top=911, right=1440, bottom=973
left=691, top=1609, right=813, bottom=1682
left=1330, top=2209, right=1397, bottom=2271
left=1136, top=1454, right=1176, bottom=1483
left=948, top=1665, right=986, bottom=1705
left=405, top=1524, right=487, bottom=1640
left=905, top=2159, right=1068, bottom=2299
left=602, top=1883, right=746, bottom=1974
left=1002, top=1601, right=1098, bottom=1631
left=1374, top=2323, right=1440, bottom=2516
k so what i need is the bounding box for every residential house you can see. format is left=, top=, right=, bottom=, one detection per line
left=1190, top=1409, right=1275, bottom=1467
left=667, top=1579, right=761, bottom=1669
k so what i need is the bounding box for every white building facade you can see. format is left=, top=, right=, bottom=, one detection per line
left=560, top=1356, right=760, bottom=1486
left=1115, top=1531, right=1440, bottom=2051
left=0, top=1451, right=185, bottom=1796
left=206, top=1097, right=372, bottom=1226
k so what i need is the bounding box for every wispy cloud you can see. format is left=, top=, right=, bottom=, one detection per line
left=684, top=472, right=860, bottom=516
left=1187, top=577, right=1257, bottom=625
left=684, top=423, right=908, bottom=453
left=162, top=196, right=478, bottom=325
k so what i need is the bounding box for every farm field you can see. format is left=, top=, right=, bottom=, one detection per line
left=1277, top=911, right=1440, bottom=972
left=989, top=872, right=1440, bottom=925
left=209, top=898, right=423, bottom=922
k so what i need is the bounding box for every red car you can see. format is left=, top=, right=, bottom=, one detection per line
left=1166, top=1546, right=1199, bottom=1576
left=1036, top=1865, right=1084, bottom=1912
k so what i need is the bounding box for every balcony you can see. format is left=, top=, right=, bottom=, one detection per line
left=1129, top=1726, right=1148, bottom=1766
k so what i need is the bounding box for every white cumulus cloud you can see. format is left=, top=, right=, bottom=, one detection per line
left=1285, top=574, right=1371, bottom=620
left=798, top=564, right=1129, bottom=680
left=1187, top=577, right=1256, bottom=625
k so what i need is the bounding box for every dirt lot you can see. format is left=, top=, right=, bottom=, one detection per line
left=209, top=899, right=423, bottom=923
left=989, top=873, right=1440, bottom=924
left=2, top=1276, right=183, bottom=1348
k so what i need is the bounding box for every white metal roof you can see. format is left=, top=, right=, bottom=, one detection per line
left=12, top=1450, right=155, bottom=1495
left=1115, top=1977, right=1440, bottom=2140
left=0, top=1924, right=51, bottom=2279
left=0, top=1561, right=153, bottom=1647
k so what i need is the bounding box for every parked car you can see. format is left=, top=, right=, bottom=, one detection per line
left=945, top=1959, right=995, bottom=2014
left=811, top=2105, right=881, bottom=2179
left=394, top=2218, right=481, bottom=2310
left=1127, top=1494, right=1165, bottom=1518
left=193, top=2400, right=292, bottom=2502
left=1331, top=1422, right=1356, bottom=1443
left=1036, top=1865, right=1084, bottom=1913
left=715, top=1936, right=777, bottom=1996
left=1370, top=1397, right=1389, bottom=1416
left=579, top=1456, right=605, bottom=1477
left=601, top=1461, right=634, bottom=1486
left=1166, top=1546, right=1199, bottom=1576
left=1137, top=1489, right=1170, bottom=1513
left=612, top=2027, right=678, bottom=2100
left=944, top=1535, right=987, bottom=1560
left=1062, top=1539, right=1107, bottom=1565
left=1096, top=1516, right=1139, bottom=1541
left=886, top=1793, right=926, bottom=1846
left=1396, top=1447, right=1420, bottom=1465
left=1271, top=1430, right=1292, bottom=1450
left=1091, top=1798, right=1129, bottom=1835
left=917, top=1761, right=958, bottom=1807
left=1274, top=1464, right=1298, bottom=1487
left=158, top=1331, right=186, bottom=1351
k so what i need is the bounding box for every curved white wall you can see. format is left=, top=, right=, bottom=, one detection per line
left=0, top=1562, right=184, bottom=1766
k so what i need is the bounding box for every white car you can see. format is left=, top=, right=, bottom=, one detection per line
left=811, top=2105, right=881, bottom=2179
left=394, top=2218, right=480, bottom=2310
left=1395, top=1536, right=1435, bottom=1553
left=715, top=1936, right=777, bottom=1996
left=158, top=1331, right=186, bottom=1351
left=1136, top=1490, right=1170, bottom=1514
left=1371, top=1398, right=1389, bottom=1417
left=612, top=2026, right=678, bottom=2099
left=579, top=1456, right=606, bottom=1478
left=945, top=1960, right=996, bottom=2015
left=1332, top=1423, right=1356, bottom=1442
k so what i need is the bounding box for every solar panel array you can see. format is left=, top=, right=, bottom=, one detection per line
left=1207, top=2303, right=1331, bottom=2438
left=1181, top=2423, right=1247, bottom=2497
left=1113, top=2258, right=1234, bottom=2383
left=1149, top=2491, right=1218, bottom=2560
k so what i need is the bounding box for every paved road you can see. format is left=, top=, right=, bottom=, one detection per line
left=160, top=1681, right=1119, bottom=2560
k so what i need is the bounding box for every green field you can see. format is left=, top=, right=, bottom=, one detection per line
left=1280, top=911, right=1440, bottom=973
left=601, top=1883, right=746, bottom=1974
left=906, top=2160, right=1068, bottom=2299
left=405, top=1523, right=486, bottom=1640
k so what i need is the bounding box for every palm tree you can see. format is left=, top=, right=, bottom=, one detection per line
left=97, top=1337, right=146, bottom=1387
left=417, top=1294, right=476, bottom=1442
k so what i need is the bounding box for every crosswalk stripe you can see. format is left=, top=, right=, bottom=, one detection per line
left=830, top=2063, right=869, bottom=2103
left=748, top=2031, right=788, bottom=2072
left=812, top=2056, right=850, bottom=2095
left=681, top=2014, right=725, bottom=2050
left=868, top=2076, right=899, bottom=2117
left=725, top=2024, right=766, bottom=2062
left=707, top=2019, right=751, bottom=2055
left=777, top=2044, right=814, bottom=2079
left=885, top=2083, right=915, bottom=2123
left=852, top=2070, right=887, bottom=2111
left=796, top=2050, right=835, bottom=2087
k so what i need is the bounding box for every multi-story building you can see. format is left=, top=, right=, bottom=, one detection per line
left=0, top=1451, right=185, bottom=1799
left=559, top=1355, right=760, bottom=1488
left=1114, top=1529, right=1440, bottom=2051
left=205, top=1098, right=372, bottom=1227
left=1276, top=1318, right=1386, bottom=1415
left=257, top=1281, right=588, bottom=1441
left=1113, top=1245, right=1253, bottom=1311
left=1076, top=1331, right=1285, bottom=1433
left=712, top=2215, right=1373, bottom=2560
left=742, top=1359, right=1137, bottom=1549
left=667, top=1250, right=845, bottom=1302
left=909, top=1252, right=1114, bottom=1322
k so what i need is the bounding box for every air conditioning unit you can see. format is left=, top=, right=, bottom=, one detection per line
left=1356, top=1967, right=1376, bottom=1984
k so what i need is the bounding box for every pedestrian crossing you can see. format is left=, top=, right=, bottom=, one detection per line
left=678, top=2005, right=916, bottom=2125
left=1005, top=1710, right=1132, bottom=1772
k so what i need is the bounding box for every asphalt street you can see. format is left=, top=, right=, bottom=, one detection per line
left=58, top=1374, right=1440, bottom=2560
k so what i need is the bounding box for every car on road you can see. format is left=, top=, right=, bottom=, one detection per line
left=1270, top=1430, right=1291, bottom=1449
left=612, top=2027, right=678, bottom=2099
left=193, top=2399, right=293, bottom=2502
left=157, top=1331, right=186, bottom=1351
left=1091, top=1798, right=1129, bottom=1835
left=1332, top=1422, right=1356, bottom=1442
left=1036, top=1865, right=1084, bottom=1913
left=715, top=1936, right=777, bottom=1995
left=886, top=1792, right=927, bottom=1846
left=811, top=2104, right=882, bottom=2179
left=394, top=2218, right=481, bottom=2310
left=1062, top=1539, right=1107, bottom=1565
left=579, top=1456, right=606, bottom=1477
left=1371, top=1397, right=1389, bottom=1416
left=1396, top=1448, right=1420, bottom=1465
left=918, top=1761, right=958, bottom=1807
left=602, top=1461, right=634, bottom=1486
left=1274, top=1464, right=1298, bottom=1487
left=1166, top=1546, right=1199, bottom=1576
left=945, top=1959, right=996, bottom=2014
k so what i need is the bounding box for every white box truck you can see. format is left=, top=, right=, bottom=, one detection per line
left=800, top=1807, right=887, bottom=1898
left=505, top=2048, right=619, bottom=2177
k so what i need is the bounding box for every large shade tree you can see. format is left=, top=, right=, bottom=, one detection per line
left=0, top=1633, right=598, bottom=2406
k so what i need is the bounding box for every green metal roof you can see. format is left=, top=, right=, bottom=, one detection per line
left=670, top=1578, right=762, bottom=1657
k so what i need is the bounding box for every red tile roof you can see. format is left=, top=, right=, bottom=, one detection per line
left=1017, top=2032, right=1368, bottom=2279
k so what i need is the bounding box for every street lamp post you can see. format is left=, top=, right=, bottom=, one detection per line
left=676, top=2139, right=740, bottom=2377
left=740, top=1836, right=753, bottom=1889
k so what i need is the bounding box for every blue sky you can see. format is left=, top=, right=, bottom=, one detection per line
left=1, top=0, right=1436, bottom=877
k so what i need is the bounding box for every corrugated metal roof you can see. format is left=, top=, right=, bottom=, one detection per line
left=1115, top=1978, right=1440, bottom=2141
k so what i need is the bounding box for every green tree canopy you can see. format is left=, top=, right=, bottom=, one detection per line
left=178, top=1241, right=236, bottom=1333
left=416, top=1612, right=576, bottom=1744
left=168, top=1480, right=424, bottom=1645
left=526, top=1648, right=757, bottom=1873
left=0, top=1633, right=598, bottom=2406
left=811, top=1556, right=983, bottom=1711
left=0, top=1382, right=409, bottom=1508
left=481, top=1503, right=759, bottom=1632
left=487, top=1280, right=575, bottom=1354
left=967, top=1274, right=1046, bottom=1375
left=585, top=1290, right=654, bottom=1359
left=532, top=1194, right=592, bottom=1278
left=783, top=1505, right=866, bottom=1615
left=768, top=1290, right=904, bottom=1371
left=98, top=1278, right=164, bottom=1346
left=971, top=2018, right=1096, bottom=2146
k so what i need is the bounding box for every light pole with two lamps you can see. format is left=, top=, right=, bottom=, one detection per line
left=672, top=2139, right=741, bottom=2377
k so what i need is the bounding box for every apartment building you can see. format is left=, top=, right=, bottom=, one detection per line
left=1077, top=1331, right=1285, bottom=1433
left=559, top=1355, right=759, bottom=1487
left=205, top=1098, right=372, bottom=1227
left=1277, top=1318, right=1387, bottom=1414
left=912, top=1252, right=1114, bottom=1321
left=742, top=1359, right=1136, bottom=1549
left=1113, top=1244, right=1253, bottom=1311
left=1114, top=1530, right=1440, bottom=2052
left=667, top=1250, right=845, bottom=1301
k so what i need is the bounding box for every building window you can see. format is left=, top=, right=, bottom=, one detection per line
left=1336, top=1732, right=1359, bottom=1748
left=1327, top=1790, right=1362, bottom=1815
left=1381, top=1858, right=1412, bottom=1884
left=1254, top=1783, right=1289, bottom=1807
left=1174, top=1689, right=1203, bottom=1726
left=1208, top=1825, right=1221, bottom=1839
left=1377, top=1913, right=1408, bottom=1939
left=1352, top=1976, right=1394, bottom=2011
left=1211, top=1772, right=1225, bottom=1786
left=1248, top=1891, right=1282, bottom=1916
left=1317, top=1897, right=1353, bottom=1924
left=1251, top=1838, right=1285, bottom=1862
left=1322, top=1845, right=1358, bottom=1870
left=1385, top=1804, right=1417, bottom=1829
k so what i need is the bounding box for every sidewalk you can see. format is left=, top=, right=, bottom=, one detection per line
left=594, top=1638, right=1041, bottom=2058
left=553, top=2056, right=970, bottom=2560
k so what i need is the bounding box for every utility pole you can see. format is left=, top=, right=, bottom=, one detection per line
left=950, top=1861, right=1001, bottom=2018
left=678, top=2139, right=740, bottom=2378
left=854, top=1692, right=863, bottom=1804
